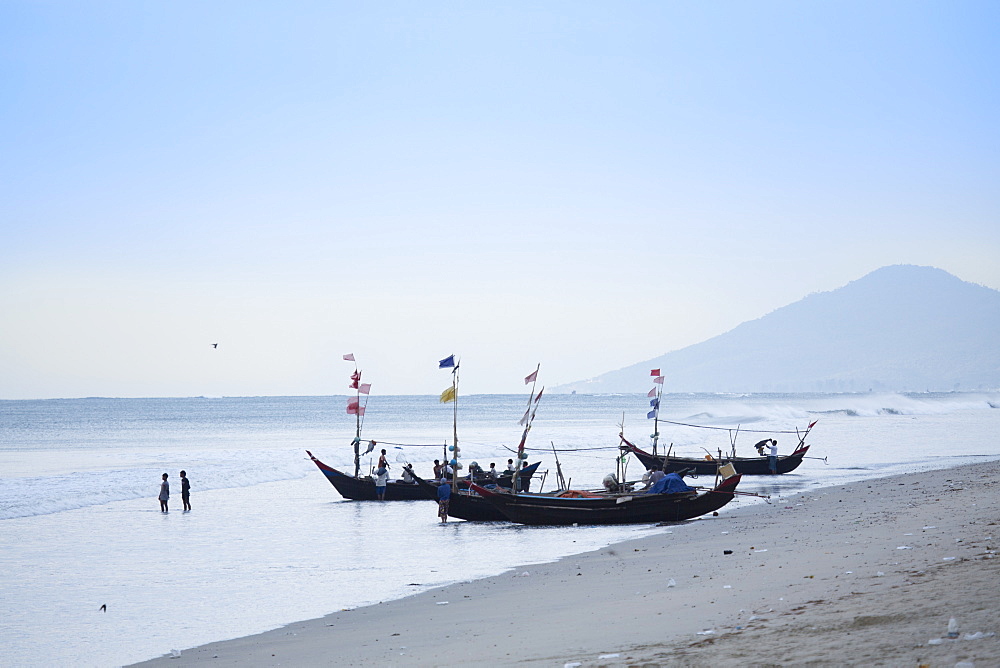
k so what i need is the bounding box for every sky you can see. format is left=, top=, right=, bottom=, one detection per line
left=2, top=1, right=998, bottom=399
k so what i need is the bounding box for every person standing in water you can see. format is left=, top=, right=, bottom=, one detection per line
left=180, top=470, right=191, bottom=511
left=158, top=473, right=170, bottom=512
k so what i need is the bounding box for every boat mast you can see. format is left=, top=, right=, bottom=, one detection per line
left=514, top=364, right=541, bottom=494
left=344, top=353, right=364, bottom=478
left=438, top=354, right=460, bottom=487
left=649, top=369, right=664, bottom=456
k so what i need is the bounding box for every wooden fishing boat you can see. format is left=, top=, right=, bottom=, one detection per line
left=468, top=473, right=742, bottom=525
left=620, top=436, right=809, bottom=476
left=307, top=450, right=540, bottom=502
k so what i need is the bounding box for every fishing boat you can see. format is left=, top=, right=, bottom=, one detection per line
left=620, top=436, right=811, bottom=476
left=468, top=472, right=742, bottom=525
left=626, top=369, right=816, bottom=475
left=307, top=450, right=540, bottom=502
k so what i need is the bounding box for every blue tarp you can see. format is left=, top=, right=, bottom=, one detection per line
left=649, top=472, right=694, bottom=494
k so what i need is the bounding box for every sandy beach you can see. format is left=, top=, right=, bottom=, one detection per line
left=133, top=460, right=1000, bottom=667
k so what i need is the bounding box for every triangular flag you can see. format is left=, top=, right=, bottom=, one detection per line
left=359, top=383, right=371, bottom=395
left=534, top=387, right=544, bottom=403
left=351, top=371, right=361, bottom=381
left=343, top=353, right=355, bottom=362
left=518, top=407, right=531, bottom=426
left=439, top=386, right=457, bottom=403
left=650, top=368, right=660, bottom=376
left=439, top=355, right=456, bottom=369
left=653, top=376, right=664, bottom=384
left=647, top=409, right=657, bottom=419
left=647, top=388, right=656, bottom=397
left=524, top=370, right=538, bottom=384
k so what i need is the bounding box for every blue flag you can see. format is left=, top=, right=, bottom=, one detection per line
left=649, top=398, right=659, bottom=409
left=647, top=409, right=657, bottom=419
left=439, top=354, right=456, bottom=369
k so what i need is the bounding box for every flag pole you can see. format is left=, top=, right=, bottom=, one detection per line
left=452, top=363, right=459, bottom=487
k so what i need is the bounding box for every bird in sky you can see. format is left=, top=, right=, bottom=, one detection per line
left=211, top=343, right=218, bottom=348
left=99, top=604, right=106, bottom=612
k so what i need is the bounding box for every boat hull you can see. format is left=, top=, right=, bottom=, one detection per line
left=470, top=475, right=741, bottom=525
left=306, top=451, right=539, bottom=502
left=408, top=470, right=509, bottom=521
left=625, top=443, right=809, bottom=476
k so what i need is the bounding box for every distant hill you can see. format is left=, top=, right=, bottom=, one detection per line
left=555, top=265, right=1000, bottom=393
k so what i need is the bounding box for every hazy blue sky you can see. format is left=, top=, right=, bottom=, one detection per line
left=2, top=1, right=998, bottom=399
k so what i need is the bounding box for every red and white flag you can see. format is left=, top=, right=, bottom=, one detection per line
left=524, top=369, right=538, bottom=385
left=359, top=383, right=371, bottom=395
left=347, top=398, right=365, bottom=415
left=650, top=368, right=660, bottom=377
left=653, top=376, right=664, bottom=384
left=343, top=353, right=355, bottom=362
left=647, top=387, right=657, bottom=397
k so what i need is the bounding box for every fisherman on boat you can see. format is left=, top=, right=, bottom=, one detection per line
left=487, top=463, right=499, bottom=480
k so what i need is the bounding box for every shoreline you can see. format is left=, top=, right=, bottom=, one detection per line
left=132, top=461, right=1000, bottom=667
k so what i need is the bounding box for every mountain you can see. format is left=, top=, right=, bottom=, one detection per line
left=555, top=265, right=1000, bottom=393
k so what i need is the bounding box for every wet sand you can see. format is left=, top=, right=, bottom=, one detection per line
left=132, top=460, right=1000, bottom=667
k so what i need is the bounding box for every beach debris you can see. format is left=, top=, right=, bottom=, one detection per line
left=667, top=578, right=676, bottom=587
left=436, top=601, right=449, bottom=605
left=598, top=654, right=621, bottom=659
left=564, top=662, right=582, bottom=668
left=521, top=571, right=530, bottom=577
left=696, top=629, right=715, bottom=635
left=954, top=662, right=975, bottom=668
left=943, top=557, right=957, bottom=561
left=876, top=571, right=885, bottom=576
left=723, top=585, right=732, bottom=589
left=948, top=617, right=959, bottom=638
left=963, top=631, right=995, bottom=640
left=724, top=550, right=733, bottom=555
left=923, top=526, right=936, bottom=530
left=170, top=649, right=181, bottom=658
left=896, top=545, right=913, bottom=550
left=928, top=638, right=944, bottom=645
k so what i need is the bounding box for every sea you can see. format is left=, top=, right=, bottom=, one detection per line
left=2, top=391, right=999, bottom=667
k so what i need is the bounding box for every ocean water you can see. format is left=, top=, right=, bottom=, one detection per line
left=2, top=392, right=998, bottom=667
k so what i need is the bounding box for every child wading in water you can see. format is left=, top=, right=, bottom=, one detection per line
left=180, top=470, right=191, bottom=511
left=158, top=473, right=170, bottom=512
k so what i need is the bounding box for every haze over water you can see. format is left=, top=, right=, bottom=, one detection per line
left=2, top=392, right=998, bottom=666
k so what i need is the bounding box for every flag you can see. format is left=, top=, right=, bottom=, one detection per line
left=807, top=419, right=818, bottom=429
left=649, top=398, right=659, bottom=409
left=650, top=368, right=660, bottom=377
left=343, top=353, right=355, bottom=362
left=347, top=398, right=365, bottom=415
left=647, top=409, right=657, bottom=419
left=351, top=371, right=361, bottom=381
left=439, top=386, right=457, bottom=403
left=647, top=387, right=656, bottom=397
left=359, top=383, right=371, bottom=395
left=518, top=407, right=531, bottom=426
left=524, top=369, right=538, bottom=384
left=653, top=376, right=664, bottom=384
left=439, top=355, right=456, bottom=369
left=534, top=387, right=544, bottom=403
left=349, top=380, right=359, bottom=389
